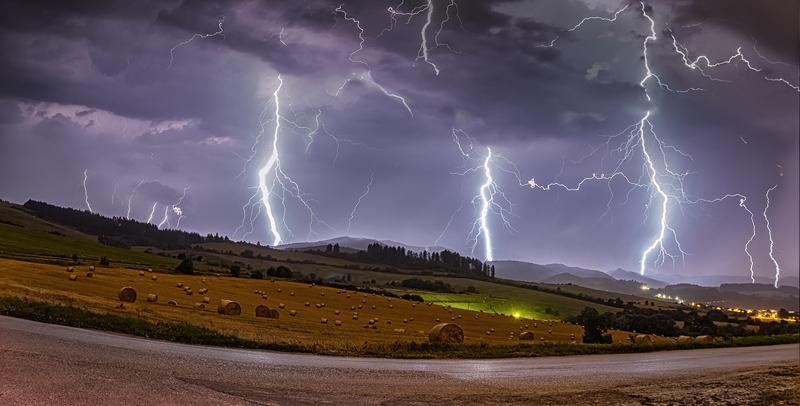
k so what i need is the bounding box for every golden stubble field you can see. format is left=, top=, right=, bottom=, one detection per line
left=0, top=258, right=642, bottom=348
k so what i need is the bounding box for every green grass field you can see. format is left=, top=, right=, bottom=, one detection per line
left=0, top=222, right=178, bottom=270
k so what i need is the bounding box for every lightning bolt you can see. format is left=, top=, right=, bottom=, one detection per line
left=146, top=202, right=158, bottom=224
left=237, top=75, right=334, bottom=245
left=346, top=171, right=374, bottom=233
left=126, top=180, right=144, bottom=220
left=763, top=185, right=780, bottom=287
left=449, top=129, right=516, bottom=262
left=82, top=169, right=94, bottom=213
left=537, top=4, right=629, bottom=48
left=669, top=32, right=800, bottom=92
left=382, top=0, right=463, bottom=75
left=335, top=5, right=413, bottom=116
left=477, top=147, right=495, bottom=261
left=524, top=2, right=782, bottom=281
left=168, top=17, right=225, bottom=69
left=157, top=186, right=189, bottom=229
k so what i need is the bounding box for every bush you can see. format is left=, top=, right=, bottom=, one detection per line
left=250, top=270, right=264, bottom=279
left=230, top=265, right=241, bottom=277
left=99, top=256, right=110, bottom=267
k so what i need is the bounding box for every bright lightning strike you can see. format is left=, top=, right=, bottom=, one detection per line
left=477, top=147, right=495, bottom=261
left=168, top=17, right=225, bottom=69
left=237, top=75, right=334, bottom=245
left=449, top=129, right=516, bottom=262
left=524, top=2, right=782, bottom=281
left=82, top=169, right=94, bottom=213
left=346, top=172, right=374, bottom=233
left=763, top=185, right=780, bottom=288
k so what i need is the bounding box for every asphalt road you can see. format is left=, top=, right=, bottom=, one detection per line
left=1, top=316, right=797, bottom=405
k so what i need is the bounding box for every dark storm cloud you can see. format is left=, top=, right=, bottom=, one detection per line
left=0, top=0, right=796, bottom=280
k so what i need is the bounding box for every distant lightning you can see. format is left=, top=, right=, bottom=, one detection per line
left=168, top=17, right=225, bottom=68
left=158, top=186, right=189, bottom=229
left=346, top=172, right=374, bottom=233
left=126, top=180, right=145, bottom=220
left=82, top=169, right=94, bottom=213
left=537, top=4, right=629, bottom=48
left=763, top=185, right=780, bottom=288
left=146, top=202, right=158, bottom=223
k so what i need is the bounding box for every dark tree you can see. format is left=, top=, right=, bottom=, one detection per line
left=72, top=253, right=78, bottom=263
left=573, top=307, right=613, bottom=344
left=175, top=258, right=194, bottom=275
left=230, top=264, right=241, bottom=277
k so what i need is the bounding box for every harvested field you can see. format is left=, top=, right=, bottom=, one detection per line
left=0, top=258, right=649, bottom=349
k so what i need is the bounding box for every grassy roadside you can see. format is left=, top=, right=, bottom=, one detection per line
left=1, top=296, right=797, bottom=359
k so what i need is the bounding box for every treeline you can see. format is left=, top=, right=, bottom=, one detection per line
left=568, top=306, right=800, bottom=342
left=23, top=200, right=229, bottom=250
left=320, top=243, right=496, bottom=278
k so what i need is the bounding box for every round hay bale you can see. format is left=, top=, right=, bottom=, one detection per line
left=352, top=315, right=359, bottom=320
left=66, top=267, right=74, bottom=272
left=289, top=310, right=297, bottom=316
left=194, top=302, right=206, bottom=309
left=334, top=320, right=342, bottom=326
left=278, top=303, right=285, bottom=309
left=321, top=318, right=328, bottom=324
left=198, top=288, right=207, bottom=294
left=676, top=335, right=694, bottom=344
left=393, top=328, right=406, bottom=333
left=217, top=300, right=241, bottom=316
left=177, top=282, right=183, bottom=288
left=277, top=288, right=282, bottom=293
left=320, top=292, right=325, bottom=297
left=403, top=318, right=408, bottom=323
left=409, top=317, right=414, bottom=322
left=118, top=287, right=137, bottom=302
left=186, top=289, right=193, bottom=296
left=202, top=296, right=211, bottom=304
left=256, top=305, right=280, bottom=319
left=85, top=272, right=93, bottom=278
left=201, top=277, right=207, bottom=284
left=69, top=274, right=78, bottom=281
left=634, top=334, right=653, bottom=344
left=138, top=271, right=145, bottom=276
left=89, top=265, right=95, bottom=271
left=428, top=323, right=464, bottom=344
left=146, top=293, right=158, bottom=303
left=371, top=305, right=376, bottom=310
left=151, top=275, right=158, bottom=281
left=290, top=292, right=295, bottom=296
left=147, top=268, right=153, bottom=273
left=167, top=300, right=178, bottom=306
left=695, top=335, right=714, bottom=344
left=435, top=318, right=440, bottom=322
left=519, top=331, right=535, bottom=341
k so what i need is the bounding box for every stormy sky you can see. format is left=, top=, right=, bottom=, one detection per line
left=0, top=0, right=797, bottom=282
